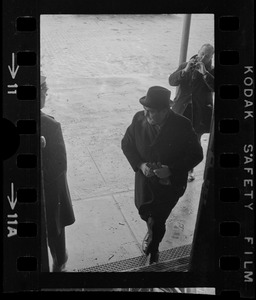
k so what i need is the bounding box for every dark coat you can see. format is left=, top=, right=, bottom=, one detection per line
left=121, top=110, right=203, bottom=215
left=41, top=112, right=75, bottom=236
left=169, top=55, right=214, bottom=135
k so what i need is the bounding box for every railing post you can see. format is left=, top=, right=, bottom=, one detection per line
left=178, top=14, right=192, bottom=65
left=176, top=14, right=192, bottom=96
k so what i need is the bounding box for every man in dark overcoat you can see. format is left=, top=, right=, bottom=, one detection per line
left=169, top=44, right=214, bottom=181
left=121, top=86, right=203, bottom=264
left=40, top=75, right=75, bottom=272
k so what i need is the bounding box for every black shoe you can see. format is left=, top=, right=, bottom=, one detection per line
left=142, top=232, right=152, bottom=255
left=52, top=262, right=67, bottom=272
left=52, top=251, right=68, bottom=272
left=142, top=217, right=154, bottom=255
left=149, top=251, right=159, bottom=265
left=188, top=170, right=195, bottom=182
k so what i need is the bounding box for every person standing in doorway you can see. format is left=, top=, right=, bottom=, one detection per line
left=40, top=75, right=75, bottom=272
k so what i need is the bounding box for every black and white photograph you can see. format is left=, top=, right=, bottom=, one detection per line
left=2, top=0, right=254, bottom=295
left=40, top=13, right=215, bottom=292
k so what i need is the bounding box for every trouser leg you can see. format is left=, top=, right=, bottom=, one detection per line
left=188, top=132, right=202, bottom=181
left=141, top=195, right=180, bottom=254
left=150, top=202, right=177, bottom=253
left=147, top=217, right=166, bottom=254
left=48, top=227, right=67, bottom=270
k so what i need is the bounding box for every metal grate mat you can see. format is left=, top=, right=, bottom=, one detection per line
left=77, top=243, right=191, bottom=272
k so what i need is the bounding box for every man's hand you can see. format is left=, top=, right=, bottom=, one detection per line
left=195, top=61, right=207, bottom=75
left=184, top=58, right=198, bottom=73
left=140, top=163, right=155, bottom=177
left=153, top=164, right=171, bottom=179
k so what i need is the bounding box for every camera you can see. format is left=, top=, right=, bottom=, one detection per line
left=190, top=57, right=199, bottom=71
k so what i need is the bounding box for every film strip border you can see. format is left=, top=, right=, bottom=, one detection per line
left=215, top=12, right=254, bottom=298
left=2, top=0, right=40, bottom=291
left=2, top=1, right=254, bottom=296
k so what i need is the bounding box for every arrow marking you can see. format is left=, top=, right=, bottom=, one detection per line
left=8, top=53, right=19, bottom=79
left=7, top=182, right=17, bottom=210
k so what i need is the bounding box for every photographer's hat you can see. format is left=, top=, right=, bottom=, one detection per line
left=139, top=86, right=171, bottom=110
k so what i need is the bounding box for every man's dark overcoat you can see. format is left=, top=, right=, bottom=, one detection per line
left=169, top=55, right=214, bottom=135
left=41, top=112, right=75, bottom=236
left=121, top=109, right=203, bottom=215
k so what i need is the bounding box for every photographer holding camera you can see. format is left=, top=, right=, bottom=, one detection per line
left=169, top=44, right=214, bottom=181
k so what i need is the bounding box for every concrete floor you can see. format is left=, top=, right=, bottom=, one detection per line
left=62, top=135, right=208, bottom=271
left=40, top=14, right=213, bottom=272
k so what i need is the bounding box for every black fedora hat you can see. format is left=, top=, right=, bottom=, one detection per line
left=139, top=86, right=171, bottom=110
